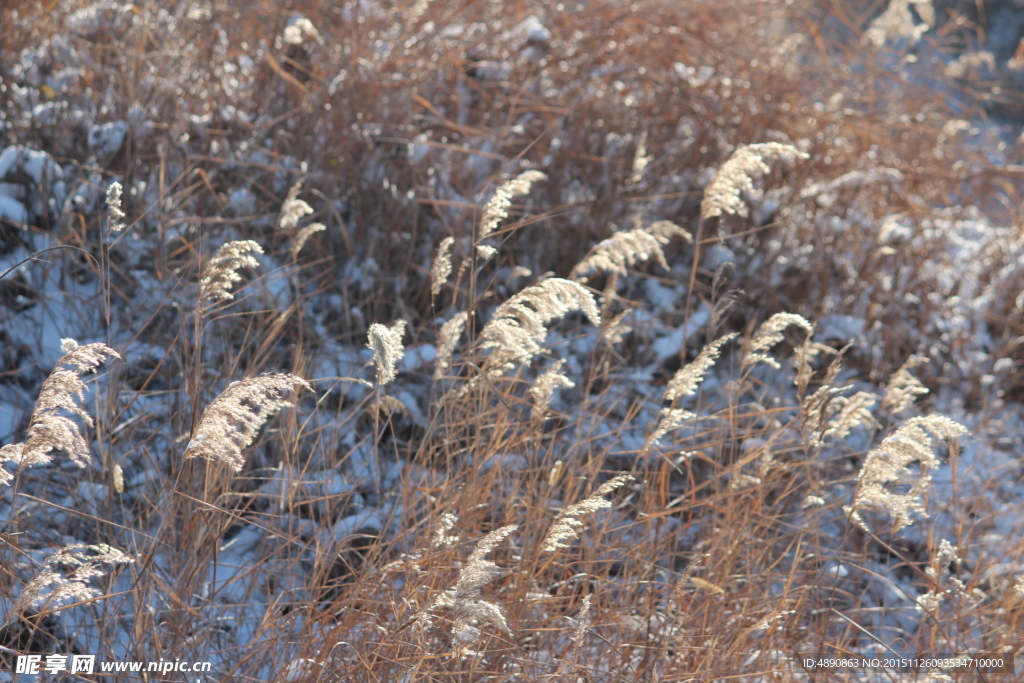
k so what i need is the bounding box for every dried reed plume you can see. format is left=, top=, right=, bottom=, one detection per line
left=862, top=0, right=934, bottom=48
left=700, top=143, right=808, bottom=220
left=200, top=240, right=264, bottom=303
left=883, top=354, right=929, bottom=413
left=434, top=311, right=468, bottom=380
left=529, top=359, right=574, bottom=423
left=106, top=181, right=125, bottom=232
left=367, top=320, right=406, bottom=385
left=0, top=341, right=119, bottom=482
left=742, top=312, right=813, bottom=370
left=15, top=543, right=134, bottom=615
left=479, top=278, right=599, bottom=378
left=426, top=524, right=518, bottom=656
left=665, top=333, right=737, bottom=403
left=541, top=474, right=633, bottom=551
left=432, top=512, right=459, bottom=548
left=291, top=222, right=325, bottom=260
left=631, top=131, right=650, bottom=184
left=846, top=415, right=968, bottom=531
left=278, top=181, right=314, bottom=230
left=479, top=170, right=547, bottom=241
left=570, top=221, right=690, bottom=281
left=431, top=236, right=454, bottom=300
left=183, top=374, right=311, bottom=473
left=647, top=334, right=735, bottom=445
left=807, top=390, right=879, bottom=444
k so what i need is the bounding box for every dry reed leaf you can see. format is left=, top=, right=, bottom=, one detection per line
left=15, top=543, right=134, bottom=615
left=184, top=374, right=311, bottom=473
left=479, top=278, right=599, bottom=378
left=701, top=143, right=808, bottom=220
left=0, top=340, right=119, bottom=480
left=689, top=576, right=726, bottom=594
left=846, top=415, right=968, bottom=531
left=200, top=240, right=264, bottom=303
left=367, top=319, right=406, bottom=385
left=542, top=474, right=633, bottom=551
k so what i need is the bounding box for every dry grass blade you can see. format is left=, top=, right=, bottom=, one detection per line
left=846, top=415, right=968, bottom=531
left=542, top=474, right=633, bottom=551
left=479, top=278, right=599, bottom=378
left=199, top=240, right=264, bottom=304
left=700, top=143, right=808, bottom=220
left=183, top=374, right=311, bottom=473
left=367, top=320, right=406, bottom=385
left=0, top=340, right=119, bottom=478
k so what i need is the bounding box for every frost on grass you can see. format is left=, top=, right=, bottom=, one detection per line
left=570, top=221, right=690, bottom=281
left=367, top=319, right=406, bottom=385
left=0, top=341, right=119, bottom=483
left=479, top=278, right=599, bottom=379
left=862, top=0, right=934, bottom=48
left=278, top=181, right=314, bottom=230
left=424, top=525, right=518, bottom=657
left=479, top=170, right=547, bottom=241
left=742, top=313, right=813, bottom=370
left=846, top=415, right=968, bottom=532
left=431, top=236, right=454, bottom=300
left=184, top=374, right=311, bottom=473
left=15, top=543, right=134, bottom=615
left=542, top=474, right=633, bottom=551
left=883, top=354, right=929, bottom=414
left=700, top=143, right=808, bottom=220
left=647, top=334, right=735, bottom=446
left=199, top=240, right=264, bottom=304
left=529, top=359, right=574, bottom=423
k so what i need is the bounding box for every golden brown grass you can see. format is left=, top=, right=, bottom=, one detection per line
left=0, top=0, right=1023, bottom=681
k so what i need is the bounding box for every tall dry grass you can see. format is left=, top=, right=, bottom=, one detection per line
left=0, top=0, right=1023, bottom=681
